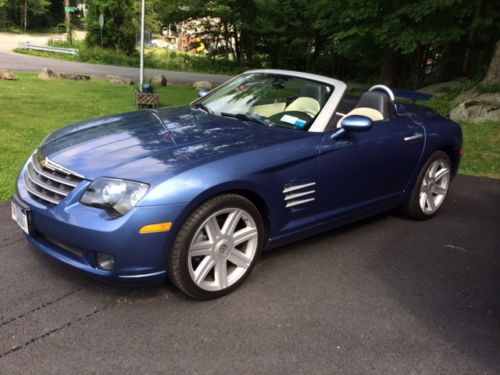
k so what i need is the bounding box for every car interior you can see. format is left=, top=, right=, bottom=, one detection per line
left=327, top=89, right=396, bottom=131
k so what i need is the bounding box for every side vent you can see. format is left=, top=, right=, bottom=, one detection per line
left=283, top=182, right=316, bottom=208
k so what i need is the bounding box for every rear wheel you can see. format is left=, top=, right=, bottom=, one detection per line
left=168, top=194, right=265, bottom=300
left=404, top=151, right=451, bottom=220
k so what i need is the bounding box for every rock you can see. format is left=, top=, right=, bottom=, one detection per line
left=452, top=88, right=479, bottom=106
left=38, top=68, right=58, bottom=80
left=449, top=93, right=500, bottom=123
left=0, top=69, right=18, bottom=80
left=151, top=74, right=167, bottom=87
left=193, top=81, right=212, bottom=90
left=105, top=75, right=133, bottom=85
left=419, top=78, right=471, bottom=96
left=59, top=73, right=91, bottom=81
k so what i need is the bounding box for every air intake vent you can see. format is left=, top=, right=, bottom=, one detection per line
left=24, top=152, right=84, bottom=205
left=283, top=182, right=316, bottom=208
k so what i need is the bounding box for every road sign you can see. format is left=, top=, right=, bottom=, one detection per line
left=99, top=13, right=104, bottom=29
left=64, top=6, right=76, bottom=13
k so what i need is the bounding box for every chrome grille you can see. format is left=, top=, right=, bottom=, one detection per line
left=24, top=152, right=84, bottom=205
left=283, top=182, right=316, bottom=208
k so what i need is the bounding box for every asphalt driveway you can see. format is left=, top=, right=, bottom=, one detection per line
left=0, top=175, right=498, bottom=374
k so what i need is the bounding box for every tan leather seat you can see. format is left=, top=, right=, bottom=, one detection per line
left=285, top=97, right=321, bottom=117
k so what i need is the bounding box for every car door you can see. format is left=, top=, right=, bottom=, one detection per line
left=316, top=116, right=424, bottom=221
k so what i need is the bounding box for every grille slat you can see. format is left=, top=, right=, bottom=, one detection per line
left=24, top=152, right=84, bottom=205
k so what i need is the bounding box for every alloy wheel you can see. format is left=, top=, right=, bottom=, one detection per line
left=188, top=208, right=259, bottom=291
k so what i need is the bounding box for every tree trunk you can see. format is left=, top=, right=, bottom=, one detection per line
left=462, top=0, right=485, bottom=76
left=482, top=40, right=500, bottom=85
left=23, top=0, right=27, bottom=32
left=379, top=49, right=401, bottom=87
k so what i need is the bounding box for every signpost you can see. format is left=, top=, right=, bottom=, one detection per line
left=64, top=1, right=73, bottom=43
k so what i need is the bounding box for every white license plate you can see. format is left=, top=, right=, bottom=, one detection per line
left=11, top=201, right=29, bottom=235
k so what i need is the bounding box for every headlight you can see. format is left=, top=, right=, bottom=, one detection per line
left=81, top=178, right=149, bottom=216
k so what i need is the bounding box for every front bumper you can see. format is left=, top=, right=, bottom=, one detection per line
left=14, top=169, right=188, bottom=286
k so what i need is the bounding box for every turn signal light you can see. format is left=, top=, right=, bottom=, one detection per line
left=139, top=222, right=173, bottom=234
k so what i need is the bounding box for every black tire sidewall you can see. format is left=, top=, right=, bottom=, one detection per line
left=168, top=194, right=265, bottom=300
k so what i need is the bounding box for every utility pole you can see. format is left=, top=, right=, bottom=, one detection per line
left=139, top=0, right=145, bottom=92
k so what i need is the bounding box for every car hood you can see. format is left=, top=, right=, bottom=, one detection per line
left=40, top=106, right=304, bottom=182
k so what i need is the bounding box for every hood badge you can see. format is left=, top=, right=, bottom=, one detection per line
left=36, top=150, right=84, bottom=178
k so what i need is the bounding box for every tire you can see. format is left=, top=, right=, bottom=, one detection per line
left=404, top=151, right=452, bottom=220
left=168, top=194, right=265, bottom=300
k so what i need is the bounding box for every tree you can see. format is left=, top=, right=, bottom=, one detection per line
left=85, top=0, right=137, bottom=54
left=482, top=40, right=500, bottom=85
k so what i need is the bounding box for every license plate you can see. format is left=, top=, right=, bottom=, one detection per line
left=11, top=200, right=29, bottom=235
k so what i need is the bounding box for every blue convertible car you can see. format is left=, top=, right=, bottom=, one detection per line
left=12, top=70, right=462, bottom=299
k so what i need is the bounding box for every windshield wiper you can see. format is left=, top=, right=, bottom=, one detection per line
left=220, top=112, right=271, bottom=126
left=192, top=102, right=212, bottom=114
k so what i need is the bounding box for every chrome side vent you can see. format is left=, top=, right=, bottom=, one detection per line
left=283, top=182, right=316, bottom=208
left=24, top=152, right=84, bottom=205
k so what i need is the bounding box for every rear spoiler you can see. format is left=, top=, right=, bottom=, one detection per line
left=393, top=89, right=433, bottom=101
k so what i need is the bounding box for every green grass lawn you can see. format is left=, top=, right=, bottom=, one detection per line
left=0, top=73, right=498, bottom=202
left=0, top=72, right=197, bottom=201
left=460, top=121, right=500, bottom=178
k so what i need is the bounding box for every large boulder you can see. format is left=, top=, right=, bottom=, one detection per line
left=193, top=81, right=212, bottom=90
left=419, top=78, right=471, bottom=96
left=449, top=93, right=500, bottom=123
left=105, top=75, right=133, bottom=85
left=38, top=68, right=58, bottom=80
left=151, top=74, right=167, bottom=87
left=0, top=69, right=18, bottom=80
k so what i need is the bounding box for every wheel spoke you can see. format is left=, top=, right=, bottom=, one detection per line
left=434, top=168, right=450, bottom=182
left=228, top=249, right=251, bottom=269
left=432, top=185, right=447, bottom=195
left=419, top=192, right=428, bottom=211
left=428, top=161, right=439, bottom=178
left=426, top=195, right=436, bottom=212
left=221, top=209, right=242, bottom=236
left=233, top=227, right=258, bottom=246
left=214, top=260, right=228, bottom=289
left=190, top=241, right=213, bottom=257
left=193, top=256, right=215, bottom=285
left=204, top=217, right=222, bottom=241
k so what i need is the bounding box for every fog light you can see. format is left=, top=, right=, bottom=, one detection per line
left=96, top=253, right=115, bottom=271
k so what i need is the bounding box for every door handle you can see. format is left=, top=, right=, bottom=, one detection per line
left=404, top=133, right=423, bottom=141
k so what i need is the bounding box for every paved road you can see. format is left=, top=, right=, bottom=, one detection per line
left=0, top=175, right=499, bottom=374
left=0, top=32, right=231, bottom=84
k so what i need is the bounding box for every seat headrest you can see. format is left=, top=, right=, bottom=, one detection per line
left=301, top=83, right=322, bottom=101
left=355, top=91, right=391, bottom=119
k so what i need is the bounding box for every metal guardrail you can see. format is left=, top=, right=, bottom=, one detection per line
left=18, top=41, right=79, bottom=56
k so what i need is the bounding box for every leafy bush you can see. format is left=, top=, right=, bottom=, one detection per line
left=85, top=0, right=137, bottom=54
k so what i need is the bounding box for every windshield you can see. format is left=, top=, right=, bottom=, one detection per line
left=197, top=73, right=333, bottom=130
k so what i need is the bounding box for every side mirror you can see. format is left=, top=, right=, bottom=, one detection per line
left=197, top=89, right=210, bottom=98
left=340, top=115, right=373, bottom=132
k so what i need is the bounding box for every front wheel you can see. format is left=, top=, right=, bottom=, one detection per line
left=404, top=151, right=452, bottom=220
left=168, top=194, right=265, bottom=300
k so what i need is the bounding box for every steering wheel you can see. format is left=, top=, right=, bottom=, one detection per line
left=368, top=85, right=395, bottom=102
